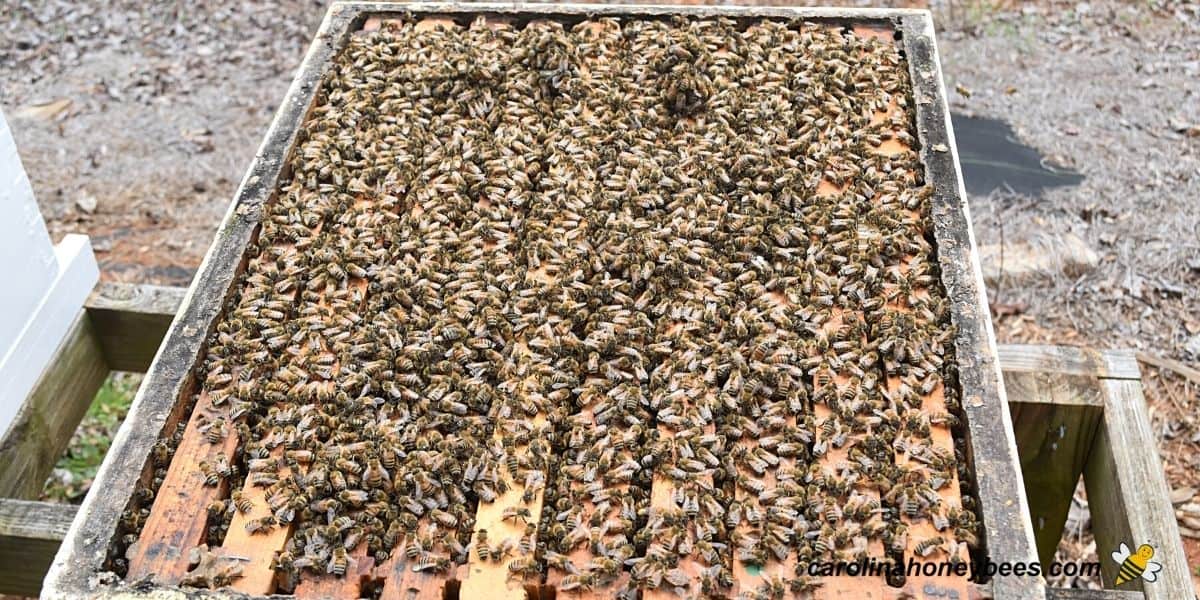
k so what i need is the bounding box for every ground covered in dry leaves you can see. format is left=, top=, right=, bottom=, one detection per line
left=2, top=0, right=1198, bottom=592
left=935, top=0, right=1200, bottom=589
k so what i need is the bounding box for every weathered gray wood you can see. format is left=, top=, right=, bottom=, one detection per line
left=0, top=311, right=109, bottom=499
left=1003, top=370, right=1106, bottom=407
left=85, top=282, right=186, bottom=373
left=0, top=498, right=77, bottom=596
left=898, top=15, right=1045, bottom=600
left=1084, top=356, right=1190, bottom=599
left=980, top=582, right=1145, bottom=599
left=1135, top=351, right=1200, bottom=387
left=1046, top=588, right=1144, bottom=600
left=998, top=345, right=1141, bottom=381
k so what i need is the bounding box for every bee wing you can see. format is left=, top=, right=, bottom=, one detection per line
left=1141, top=561, right=1163, bottom=583
left=1111, top=543, right=1131, bottom=564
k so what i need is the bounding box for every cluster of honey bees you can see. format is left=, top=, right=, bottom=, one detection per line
left=119, top=15, right=978, bottom=598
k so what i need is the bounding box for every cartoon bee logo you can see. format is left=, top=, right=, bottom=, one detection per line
left=1111, top=542, right=1162, bottom=586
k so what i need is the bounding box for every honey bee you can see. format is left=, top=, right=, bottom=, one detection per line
left=413, top=552, right=451, bottom=573
left=331, top=515, right=355, bottom=532
left=914, top=535, right=944, bottom=558
left=249, top=472, right=278, bottom=488
left=362, top=457, right=390, bottom=489
left=430, top=508, right=458, bottom=528
left=507, top=556, right=539, bottom=579
left=206, top=500, right=228, bottom=521
left=501, top=506, right=531, bottom=524
left=231, top=490, right=254, bottom=513
left=559, top=572, right=597, bottom=591
left=213, top=454, right=235, bottom=478
left=246, top=516, right=276, bottom=534
left=200, top=418, right=227, bottom=445
left=327, top=547, right=349, bottom=576
left=515, top=523, right=537, bottom=555
left=198, top=460, right=221, bottom=487
left=473, top=529, right=491, bottom=561
left=273, top=550, right=296, bottom=575
left=491, top=537, right=516, bottom=563
left=328, top=470, right=347, bottom=491
left=150, top=439, right=173, bottom=466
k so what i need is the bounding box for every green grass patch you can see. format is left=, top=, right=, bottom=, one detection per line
left=41, top=373, right=141, bottom=503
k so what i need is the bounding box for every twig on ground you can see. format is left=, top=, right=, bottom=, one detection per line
left=1137, top=352, right=1200, bottom=387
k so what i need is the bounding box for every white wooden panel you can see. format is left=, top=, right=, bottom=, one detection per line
left=0, top=108, right=98, bottom=433
left=0, top=110, right=57, bottom=350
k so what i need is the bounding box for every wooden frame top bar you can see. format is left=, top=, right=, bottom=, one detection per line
left=44, top=4, right=1039, bottom=599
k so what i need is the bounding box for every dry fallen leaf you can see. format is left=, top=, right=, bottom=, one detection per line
left=1171, top=486, right=1197, bottom=506
left=990, top=301, right=1028, bottom=317
left=14, top=97, right=73, bottom=121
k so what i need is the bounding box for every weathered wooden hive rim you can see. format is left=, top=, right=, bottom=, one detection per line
left=43, top=3, right=1042, bottom=599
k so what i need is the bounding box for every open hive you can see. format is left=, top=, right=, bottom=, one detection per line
left=46, top=4, right=1041, bottom=600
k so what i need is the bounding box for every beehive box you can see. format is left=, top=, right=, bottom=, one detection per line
left=45, top=4, right=1042, bottom=600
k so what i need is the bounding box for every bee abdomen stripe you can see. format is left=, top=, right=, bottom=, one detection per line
left=1118, top=561, right=1144, bottom=582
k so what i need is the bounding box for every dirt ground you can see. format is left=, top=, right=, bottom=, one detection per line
left=934, top=2, right=1200, bottom=589
left=2, top=0, right=1198, bottom=591
left=1, top=1, right=325, bottom=284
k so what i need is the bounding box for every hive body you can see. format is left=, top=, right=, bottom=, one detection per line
left=44, top=6, right=1042, bottom=600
